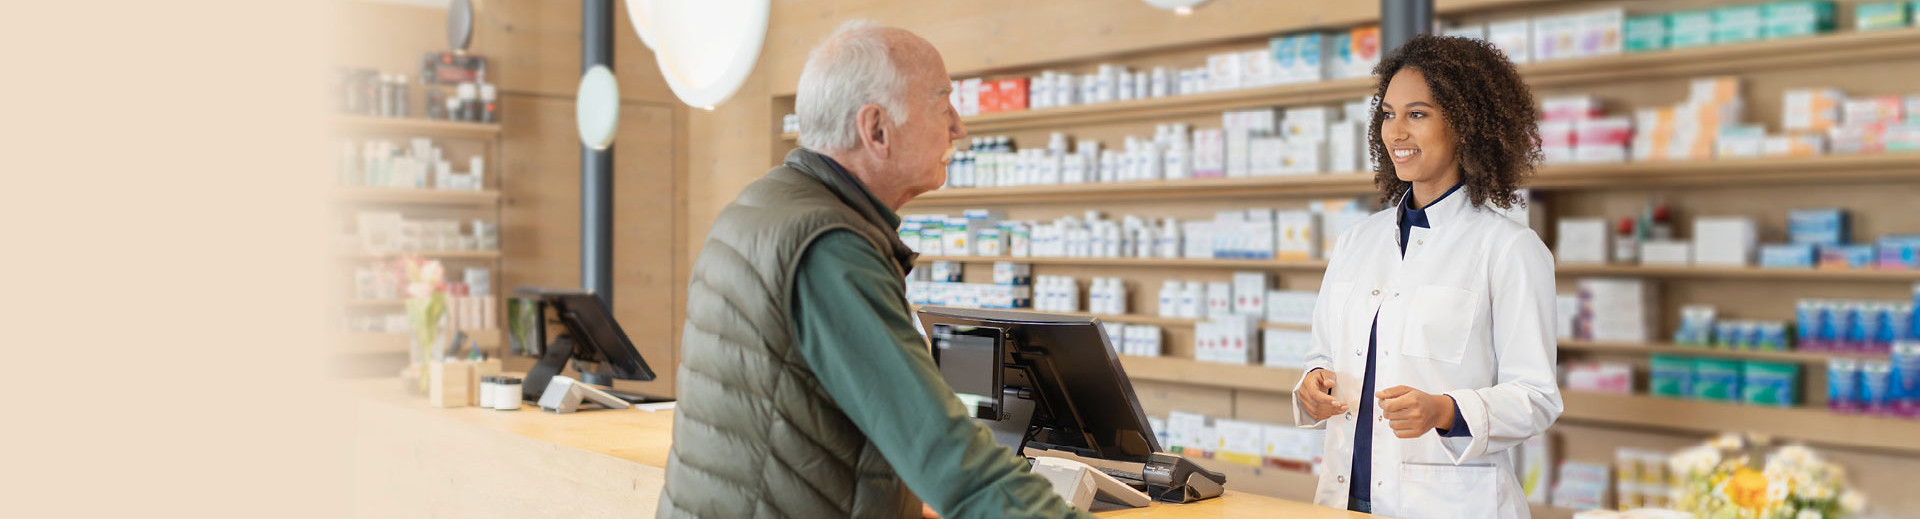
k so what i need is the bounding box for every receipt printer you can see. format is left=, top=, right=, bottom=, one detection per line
left=1030, top=457, right=1152, bottom=511
left=1143, top=452, right=1226, bottom=503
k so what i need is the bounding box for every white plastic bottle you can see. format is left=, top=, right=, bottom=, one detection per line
left=1158, top=218, right=1183, bottom=259
left=1180, top=281, right=1204, bottom=319
left=1065, top=277, right=1082, bottom=313
left=1159, top=280, right=1181, bottom=318
left=1110, top=278, right=1128, bottom=315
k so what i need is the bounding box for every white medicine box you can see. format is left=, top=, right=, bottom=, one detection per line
left=1206, top=281, right=1235, bottom=319
left=1232, top=271, right=1270, bottom=316
left=1275, top=210, right=1321, bottom=260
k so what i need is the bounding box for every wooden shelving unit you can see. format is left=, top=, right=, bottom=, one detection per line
left=1558, top=391, right=1920, bottom=455
left=782, top=29, right=1920, bottom=143
left=916, top=255, right=1329, bottom=270
left=1561, top=340, right=1891, bottom=364
left=1556, top=262, right=1920, bottom=282
left=913, top=305, right=1311, bottom=331
left=333, top=112, right=507, bottom=361
left=331, top=188, right=501, bottom=206
left=907, top=153, right=1920, bottom=205
left=331, top=115, right=501, bottom=139
left=1121, top=356, right=1302, bottom=394
left=915, top=255, right=1920, bottom=282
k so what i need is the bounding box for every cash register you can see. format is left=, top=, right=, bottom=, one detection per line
left=917, top=307, right=1227, bottom=510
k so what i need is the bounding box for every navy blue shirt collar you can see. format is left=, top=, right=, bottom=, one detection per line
left=1397, top=182, right=1463, bottom=256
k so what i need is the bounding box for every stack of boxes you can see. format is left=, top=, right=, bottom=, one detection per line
left=1539, top=95, right=1631, bottom=164
left=1160, top=410, right=1327, bottom=473
left=1629, top=1, right=1838, bottom=54
left=1633, top=76, right=1745, bottom=162
left=907, top=261, right=1032, bottom=311
left=1651, top=354, right=1802, bottom=408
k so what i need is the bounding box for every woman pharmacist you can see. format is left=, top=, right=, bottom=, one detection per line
left=1291, top=34, right=1562, bottom=518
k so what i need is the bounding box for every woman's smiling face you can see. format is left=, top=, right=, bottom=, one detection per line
left=1379, top=68, right=1461, bottom=188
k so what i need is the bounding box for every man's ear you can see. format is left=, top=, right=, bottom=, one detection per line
left=855, top=103, right=891, bottom=160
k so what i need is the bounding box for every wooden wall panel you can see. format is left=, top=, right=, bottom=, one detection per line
left=611, top=102, right=679, bottom=398
left=470, top=0, right=677, bottom=104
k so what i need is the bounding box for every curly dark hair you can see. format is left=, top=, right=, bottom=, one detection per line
left=1368, top=34, right=1541, bottom=210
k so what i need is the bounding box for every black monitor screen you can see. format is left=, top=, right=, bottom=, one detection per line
left=543, top=292, right=655, bottom=381
left=931, top=324, right=1005, bottom=420
left=918, top=306, right=1161, bottom=463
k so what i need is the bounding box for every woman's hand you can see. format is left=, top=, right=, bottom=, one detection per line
left=1376, top=386, right=1457, bottom=438
left=921, top=503, right=940, bottom=519
left=1299, top=369, right=1349, bottom=421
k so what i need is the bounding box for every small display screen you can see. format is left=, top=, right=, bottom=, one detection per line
left=932, top=324, right=1004, bottom=420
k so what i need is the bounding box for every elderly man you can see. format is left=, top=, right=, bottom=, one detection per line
left=658, top=21, right=1091, bottom=519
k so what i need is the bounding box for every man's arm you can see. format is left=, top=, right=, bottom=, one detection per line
left=791, top=231, right=1090, bottom=519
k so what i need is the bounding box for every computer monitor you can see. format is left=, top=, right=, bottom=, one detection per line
left=917, top=306, right=1161, bottom=464
left=518, top=289, right=658, bottom=402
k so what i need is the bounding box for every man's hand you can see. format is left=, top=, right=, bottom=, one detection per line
left=1376, top=386, right=1456, bottom=438
left=1299, top=369, right=1349, bottom=421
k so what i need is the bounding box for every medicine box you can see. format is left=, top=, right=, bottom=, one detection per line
left=1742, top=361, right=1801, bottom=406
left=1624, top=14, right=1669, bottom=53
left=1787, top=208, right=1849, bottom=245
left=1213, top=419, right=1266, bottom=467
left=1713, top=5, right=1766, bottom=44
left=1262, top=329, right=1314, bottom=369
left=992, top=261, right=1032, bottom=286
left=1265, top=289, right=1318, bottom=325
left=1487, top=19, right=1532, bottom=63
left=1760, top=243, right=1817, bottom=269
left=1442, top=23, right=1486, bottom=41
left=1668, top=10, right=1716, bottom=48
left=1818, top=244, right=1876, bottom=270
left=1693, top=217, right=1758, bottom=267
left=1233, top=271, right=1270, bottom=316
left=1556, top=218, right=1609, bottom=264
left=1641, top=240, right=1693, bottom=265
left=1878, top=235, right=1920, bottom=269
left=1856, top=1, right=1910, bottom=31
left=1206, top=281, right=1234, bottom=319
left=1692, top=358, right=1744, bottom=402
left=1275, top=210, right=1321, bottom=260
left=1764, top=1, right=1836, bottom=38
left=1783, top=88, right=1844, bottom=132
left=1650, top=355, right=1695, bottom=398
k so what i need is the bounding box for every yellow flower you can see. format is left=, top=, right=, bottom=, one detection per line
left=1725, top=468, right=1770, bottom=510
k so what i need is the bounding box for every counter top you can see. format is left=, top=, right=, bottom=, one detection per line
left=347, top=379, right=1369, bottom=519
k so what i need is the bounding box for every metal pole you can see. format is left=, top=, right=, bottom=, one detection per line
left=582, top=0, right=615, bottom=308
left=1381, top=0, right=1434, bottom=55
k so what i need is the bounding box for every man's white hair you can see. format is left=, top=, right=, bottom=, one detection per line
left=795, top=20, right=910, bottom=153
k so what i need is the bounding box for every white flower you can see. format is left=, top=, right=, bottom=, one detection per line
left=1796, top=510, right=1823, bottom=519
left=420, top=260, right=446, bottom=285
left=1766, top=480, right=1790, bottom=503
left=407, top=281, right=435, bottom=299
left=1804, top=484, right=1833, bottom=501
left=1711, top=433, right=1745, bottom=451
left=1840, top=490, right=1867, bottom=513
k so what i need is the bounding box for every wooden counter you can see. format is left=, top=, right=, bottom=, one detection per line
left=347, top=379, right=1370, bottom=518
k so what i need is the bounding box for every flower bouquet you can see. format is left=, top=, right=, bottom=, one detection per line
left=1668, top=433, right=1867, bottom=519
left=402, top=257, right=448, bottom=393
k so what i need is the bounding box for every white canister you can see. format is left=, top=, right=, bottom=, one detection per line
left=478, top=376, right=497, bottom=408
left=492, top=377, right=522, bottom=410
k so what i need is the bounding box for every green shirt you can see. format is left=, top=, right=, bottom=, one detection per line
left=790, top=192, right=1090, bottom=519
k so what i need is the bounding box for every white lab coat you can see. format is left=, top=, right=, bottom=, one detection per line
left=1292, top=190, right=1562, bottom=519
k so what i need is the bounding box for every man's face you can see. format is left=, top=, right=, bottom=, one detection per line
left=886, top=44, right=967, bottom=195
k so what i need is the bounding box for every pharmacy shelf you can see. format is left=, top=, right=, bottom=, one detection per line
left=1557, top=391, right=1920, bottom=455
left=344, top=249, right=502, bottom=261
left=332, top=115, right=501, bottom=138
left=783, top=29, right=1920, bottom=143
left=331, top=188, right=501, bottom=206
left=1559, top=340, right=1891, bottom=364
left=912, top=304, right=1311, bottom=331
left=335, top=330, right=502, bottom=356
left=915, top=255, right=1331, bottom=270
left=1120, top=355, right=1303, bottom=394
left=1555, top=262, right=1920, bottom=282
left=906, top=153, right=1920, bottom=206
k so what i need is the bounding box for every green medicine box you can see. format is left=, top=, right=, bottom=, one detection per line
left=1651, top=355, right=1695, bottom=398
left=1714, top=5, right=1766, bottom=44
left=1857, top=2, right=1911, bottom=31
left=1766, top=1, right=1836, bottom=38
left=1625, top=15, right=1671, bottom=52
left=1691, top=358, right=1744, bottom=402
left=1740, top=361, right=1801, bottom=407
left=1670, top=9, right=1717, bottom=48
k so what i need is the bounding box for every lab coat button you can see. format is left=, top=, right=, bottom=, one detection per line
left=1338, top=476, right=1346, bottom=483
left=1418, top=239, right=1424, bottom=245
left=1345, top=412, right=1354, bottom=420
left=1370, top=289, right=1380, bottom=296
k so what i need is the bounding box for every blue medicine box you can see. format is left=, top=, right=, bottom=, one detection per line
left=1761, top=243, right=1817, bottom=268
left=1788, top=208, right=1849, bottom=245
left=1819, top=244, right=1876, bottom=269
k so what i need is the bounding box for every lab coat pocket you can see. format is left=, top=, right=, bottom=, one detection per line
left=1406, top=286, right=1478, bottom=364
left=1398, top=462, right=1499, bottom=519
